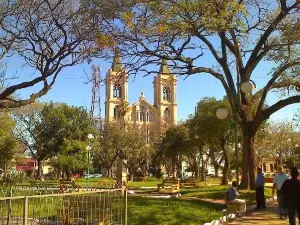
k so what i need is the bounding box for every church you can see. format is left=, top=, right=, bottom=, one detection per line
left=105, top=54, right=177, bottom=140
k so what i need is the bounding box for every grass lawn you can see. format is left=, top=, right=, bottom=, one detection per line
left=128, top=196, right=223, bottom=225
left=180, top=185, right=273, bottom=206
left=127, top=177, right=222, bottom=189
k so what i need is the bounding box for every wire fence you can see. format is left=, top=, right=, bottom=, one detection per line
left=0, top=188, right=127, bottom=225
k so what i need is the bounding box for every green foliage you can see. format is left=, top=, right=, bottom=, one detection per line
left=191, top=97, right=231, bottom=145
left=36, top=103, right=96, bottom=175
left=51, top=151, right=88, bottom=175
left=94, top=122, right=126, bottom=174
left=1, top=172, right=27, bottom=186
left=124, top=127, right=155, bottom=178
left=162, top=124, right=190, bottom=157
left=12, top=102, right=96, bottom=177
left=0, top=113, right=18, bottom=169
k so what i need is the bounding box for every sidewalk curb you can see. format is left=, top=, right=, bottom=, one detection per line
left=203, top=197, right=276, bottom=225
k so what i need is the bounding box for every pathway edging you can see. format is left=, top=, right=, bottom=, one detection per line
left=203, top=196, right=276, bottom=225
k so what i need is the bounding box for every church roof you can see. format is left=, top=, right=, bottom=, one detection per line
left=131, top=92, right=159, bottom=113
left=111, top=50, right=123, bottom=72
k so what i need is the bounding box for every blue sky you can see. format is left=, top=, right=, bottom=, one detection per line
left=6, top=55, right=299, bottom=123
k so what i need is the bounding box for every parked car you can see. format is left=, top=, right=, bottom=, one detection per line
left=92, top=174, right=102, bottom=178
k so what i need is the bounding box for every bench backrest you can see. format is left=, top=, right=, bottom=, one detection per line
left=181, top=179, right=197, bottom=183
left=163, top=179, right=180, bottom=185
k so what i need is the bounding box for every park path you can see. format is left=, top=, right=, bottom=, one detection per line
left=227, top=201, right=289, bottom=225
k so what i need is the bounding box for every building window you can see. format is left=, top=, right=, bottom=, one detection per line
left=114, top=106, right=121, bottom=119
left=149, top=113, right=155, bottom=122
left=136, top=111, right=139, bottom=121
left=140, top=112, right=145, bottom=122
left=163, top=87, right=171, bottom=101
left=164, top=107, right=170, bottom=120
left=113, top=84, right=121, bottom=98
left=146, top=112, right=150, bottom=122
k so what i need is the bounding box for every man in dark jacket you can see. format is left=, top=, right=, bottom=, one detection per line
left=281, top=167, right=300, bottom=225
left=255, top=167, right=266, bottom=210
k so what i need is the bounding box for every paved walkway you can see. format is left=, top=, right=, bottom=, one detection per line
left=227, top=201, right=289, bottom=225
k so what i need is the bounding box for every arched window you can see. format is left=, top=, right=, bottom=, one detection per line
left=149, top=113, right=155, bottom=122
left=270, top=164, right=274, bottom=172
left=114, top=106, right=120, bottom=119
left=163, top=87, right=171, bottom=101
left=164, top=107, right=170, bottom=120
left=113, top=84, right=122, bottom=98
left=136, top=111, right=139, bottom=121
left=146, top=111, right=150, bottom=122
left=140, top=112, right=145, bottom=122
left=263, top=163, right=266, bottom=172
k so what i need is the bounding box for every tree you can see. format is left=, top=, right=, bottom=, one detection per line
left=0, top=0, right=100, bottom=109
left=124, top=127, right=154, bottom=181
left=160, top=124, right=190, bottom=178
left=94, top=122, right=125, bottom=177
left=0, top=113, right=18, bottom=170
left=255, top=121, right=293, bottom=167
left=94, top=0, right=300, bottom=189
left=51, top=141, right=89, bottom=179
left=13, top=102, right=95, bottom=178
left=35, top=103, right=96, bottom=177
left=12, top=103, right=46, bottom=177
left=188, top=97, right=234, bottom=184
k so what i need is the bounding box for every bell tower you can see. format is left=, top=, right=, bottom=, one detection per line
left=105, top=52, right=128, bottom=123
left=153, top=59, right=177, bottom=125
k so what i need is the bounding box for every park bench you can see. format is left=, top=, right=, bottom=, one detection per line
left=265, top=177, right=273, bottom=183
left=98, top=180, right=117, bottom=189
left=59, top=179, right=82, bottom=192
left=224, top=190, right=243, bottom=214
left=157, top=178, right=180, bottom=193
left=133, top=176, right=148, bottom=182
left=180, top=178, right=199, bottom=188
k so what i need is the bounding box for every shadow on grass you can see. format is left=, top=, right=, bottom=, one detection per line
left=128, top=196, right=224, bottom=225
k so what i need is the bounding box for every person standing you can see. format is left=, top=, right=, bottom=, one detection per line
left=280, top=167, right=300, bottom=225
left=255, top=167, right=266, bottom=210
left=272, top=165, right=289, bottom=219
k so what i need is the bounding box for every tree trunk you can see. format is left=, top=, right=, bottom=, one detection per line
left=172, top=158, right=177, bottom=177
left=201, top=155, right=205, bottom=181
left=214, top=164, right=219, bottom=177
left=221, top=155, right=229, bottom=185
left=240, top=123, right=256, bottom=190
left=36, top=160, right=43, bottom=179
left=130, top=173, right=134, bottom=181
left=107, top=167, right=112, bottom=177
left=221, top=140, right=229, bottom=185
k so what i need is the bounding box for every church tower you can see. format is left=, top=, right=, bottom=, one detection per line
left=153, top=59, right=177, bottom=125
left=105, top=52, right=129, bottom=123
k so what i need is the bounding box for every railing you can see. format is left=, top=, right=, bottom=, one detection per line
left=0, top=188, right=127, bottom=225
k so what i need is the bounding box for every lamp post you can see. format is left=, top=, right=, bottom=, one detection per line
left=86, top=134, right=94, bottom=184
left=216, top=107, right=232, bottom=182
left=295, top=144, right=299, bottom=167
left=287, top=138, right=292, bottom=166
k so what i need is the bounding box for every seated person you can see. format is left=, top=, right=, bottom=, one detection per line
left=226, top=181, right=246, bottom=215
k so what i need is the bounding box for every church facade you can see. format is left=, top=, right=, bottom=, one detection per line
left=105, top=55, right=177, bottom=140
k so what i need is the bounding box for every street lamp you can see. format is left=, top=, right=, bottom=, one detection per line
left=86, top=134, right=94, bottom=184
left=287, top=138, right=293, bottom=166
left=240, top=80, right=256, bottom=94
left=294, top=143, right=298, bottom=167
left=216, top=107, right=234, bottom=182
